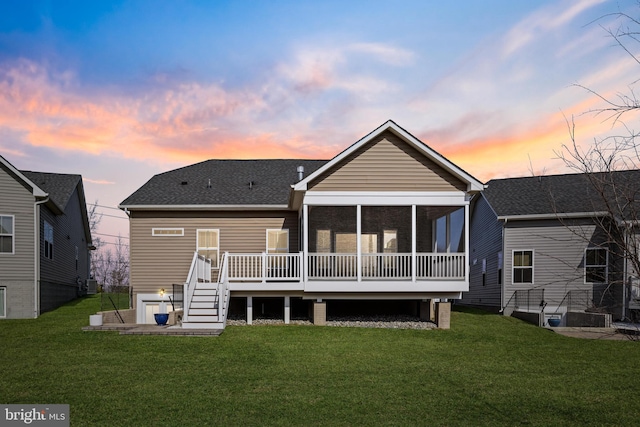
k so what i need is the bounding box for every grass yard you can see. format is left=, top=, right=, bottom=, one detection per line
left=1, top=296, right=639, bottom=426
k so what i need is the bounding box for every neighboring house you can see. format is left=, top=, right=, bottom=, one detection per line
left=0, top=155, right=93, bottom=319
left=463, top=170, right=640, bottom=323
left=120, top=120, right=484, bottom=328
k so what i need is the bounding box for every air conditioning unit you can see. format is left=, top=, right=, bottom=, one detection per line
left=87, top=279, right=98, bottom=295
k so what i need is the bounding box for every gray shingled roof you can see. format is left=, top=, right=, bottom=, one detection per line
left=21, top=171, right=82, bottom=213
left=120, top=159, right=329, bottom=206
left=484, top=169, right=640, bottom=219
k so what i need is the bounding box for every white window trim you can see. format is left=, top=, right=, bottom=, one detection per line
left=196, top=229, right=220, bottom=268
left=0, top=286, right=6, bottom=318
left=266, top=229, right=289, bottom=254
left=512, top=249, right=534, bottom=285
left=584, top=247, right=608, bottom=284
left=0, top=214, right=15, bottom=255
left=152, top=228, right=184, bottom=236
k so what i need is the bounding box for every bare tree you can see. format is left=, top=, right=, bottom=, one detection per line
left=554, top=7, right=640, bottom=321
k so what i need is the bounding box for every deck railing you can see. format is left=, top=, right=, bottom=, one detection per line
left=227, top=253, right=302, bottom=282
left=306, top=252, right=466, bottom=280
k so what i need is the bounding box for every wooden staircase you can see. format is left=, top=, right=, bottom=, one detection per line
left=181, top=252, right=229, bottom=330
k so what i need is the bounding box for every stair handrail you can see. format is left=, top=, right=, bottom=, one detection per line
left=217, top=252, right=229, bottom=323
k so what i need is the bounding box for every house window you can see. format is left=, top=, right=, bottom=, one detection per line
left=0, top=287, right=5, bottom=318
left=512, top=250, right=533, bottom=284
left=197, top=229, right=219, bottom=268
left=482, top=258, right=487, bottom=286
left=316, top=230, right=331, bottom=253
left=44, top=221, right=54, bottom=260
left=335, top=233, right=377, bottom=254
left=267, top=229, right=289, bottom=254
left=0, top=215, right=14, bottom=254
left=152, top=228, right=184, bottom=236
left=497, top=251, right=503, bottom=285
left=585, top=248, right=608, bottom=283
left=383, top=230, right=397, bottom=253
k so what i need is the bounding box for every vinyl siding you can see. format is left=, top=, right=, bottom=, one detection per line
left=309, top=130, right=467, bottom=192
left=462, top=195, right=503, bottom=310
left=0, top=165, right=35, bottom=282
left=39, top=187, right=91, bottom=313
left=130, top=210, right=299, bottom=296
left=503, top=219, right=599, bottom=311
left=0, top=165, right=36, bottom=318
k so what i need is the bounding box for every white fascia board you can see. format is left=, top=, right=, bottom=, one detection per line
left=497, top=211, right=609, bottom=221
left=293, top=120, right=485, bottom=192
left=0, top=154, right=48, bottom=198
left=302, top=191, right=468, bottom=206
left=119, top=204, right=290, bottom=211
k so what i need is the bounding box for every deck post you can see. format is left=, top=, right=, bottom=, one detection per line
left=313, top=299, right=326, bottom=326
left=435, top=301, right=451, bottom=329
left=357, top=204, right=362, bottom=282
left=412, top=204, right=417, bottom=282
left=247, top=296, right=253, bottom=325
left=303, top=204, right=309, bottom=284
left=284, top=296, right=290, bottom=324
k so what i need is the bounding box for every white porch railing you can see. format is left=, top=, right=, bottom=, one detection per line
left=306, top=252, right=466, bottom=280
left=416, top=253, right=465, bottom=279
left=227, top=253, right=302, bottom=282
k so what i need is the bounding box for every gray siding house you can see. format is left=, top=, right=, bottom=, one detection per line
left=0, top=155, right=93, bottom=319
left=463, top=171, right=640, bottom=324
left=120, top=120, right=484, bottom=329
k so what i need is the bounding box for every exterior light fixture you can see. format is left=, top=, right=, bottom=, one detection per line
left=159, top=288, right=165, bottom=298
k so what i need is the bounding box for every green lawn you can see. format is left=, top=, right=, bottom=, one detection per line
left=1, top=296, right=638, bottom=426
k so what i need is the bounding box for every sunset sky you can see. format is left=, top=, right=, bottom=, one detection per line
left=1, top=0, right=638, bottom=247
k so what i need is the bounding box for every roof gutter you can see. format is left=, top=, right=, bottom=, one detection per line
left=497, top=211, right=609, bottom=221
left=118, top=204, right=290, bottom=211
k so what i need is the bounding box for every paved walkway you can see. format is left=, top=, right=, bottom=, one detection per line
left=82, top=324, right=223, bottom=336
left=549, top=325, right=639, bottom=341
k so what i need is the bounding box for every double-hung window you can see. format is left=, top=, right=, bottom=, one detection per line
left=266, top=229, right=289, bottom=254
left=585, top=248, right=608, bottom=283
left=197, top=229, right=219, bottom=268
left=0, top=215, right=14, bottom=254
left=512, top=250, right=533, bottom=284
left=44, top=221, right=54, bottom=260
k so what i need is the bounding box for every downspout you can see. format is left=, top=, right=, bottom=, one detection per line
left=34, top=196, right=49, bottom=318
left=500, top=217, right=507, bottom=312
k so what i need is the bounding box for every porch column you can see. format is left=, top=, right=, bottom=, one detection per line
left=464, top=203, right=470, bottom=282
left=247, top=296, right=253, bottom=325
left=357, top=204, right=362, bottom=282
left=412, top=204, right=417, bottom=282
left=284, top=296, right=290, bottom=324
left=303, top=204, right=309, bottom=283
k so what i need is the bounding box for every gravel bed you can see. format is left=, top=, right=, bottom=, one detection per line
left=227, top=315, right=436, bottom=329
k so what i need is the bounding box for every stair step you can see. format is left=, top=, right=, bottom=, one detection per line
left=192, top=295, right=218, bottom=302
left=189, top=308, right=218, bottom=316
left=182, top=321, right=224, bottom=329
left=190, top=302, right=217, bottom=309
left=185, top=315, right=220, bottom=322
left=193, top=289, right=218, bottom=296
left=195, top=283, right=218, bottom=290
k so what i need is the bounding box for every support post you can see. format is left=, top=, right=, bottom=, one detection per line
left=357, top=204, right=362, bottom=282
left=247, top=296, right=253, bottom=325
left=435, top=301, right=451, bottom=330
left=284, top=296, right=290, bottom=324
left=313, top=299, right=326, bottom=326
left=412, top=204, right=417, bottom=282
left=419, top=299, right=436, bottom=322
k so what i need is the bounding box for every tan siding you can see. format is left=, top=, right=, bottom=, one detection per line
left=130, top=211, right=298, bottom=295
left=309, top=130, right=467, bottom=192
left=0, top=165, right=35, bottom=282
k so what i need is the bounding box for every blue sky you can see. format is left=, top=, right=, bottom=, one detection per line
left=0, top=0, right=637, bottom=246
